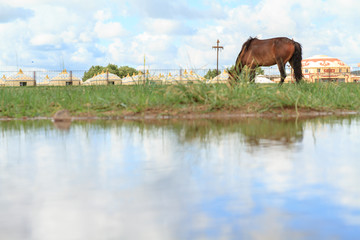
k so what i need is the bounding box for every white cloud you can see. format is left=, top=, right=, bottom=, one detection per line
left=94, top=9, right=112, bottom=21
left=128, top=0, right=223, bottom=20
left=106, top=33, right=178, bottom=68
left=94, top=21, right=127, bottom=39
left=143, top=19, right=195, bottom=35
left=30, top=34, right=61, bottom=47
left=70, top=47, right=92, bottom=63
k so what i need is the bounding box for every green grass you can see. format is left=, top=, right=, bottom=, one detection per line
left=1, top=82, right=360, bottom=118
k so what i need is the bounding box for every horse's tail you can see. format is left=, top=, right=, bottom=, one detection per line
left=289, top=41, right=303, bottom=82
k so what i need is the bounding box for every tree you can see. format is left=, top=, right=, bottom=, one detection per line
left=82, top=64, right=138, bottom=81
left=82, top=65, right=105, bottom=81
left=204, top=69, right=219, bottom=79
left=106, top=63, right=120, bottom=76
left=118, top=66, right=138, bottom=78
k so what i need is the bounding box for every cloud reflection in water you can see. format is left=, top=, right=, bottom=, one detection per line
left=0, top=117, right=359, bottom=240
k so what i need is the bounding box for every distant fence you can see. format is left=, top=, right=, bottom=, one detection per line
left=0, top=67, right=290, bottom=82
left=0, top=70, right=86, bottom=84
left=1, top=66, right=360, bottom=84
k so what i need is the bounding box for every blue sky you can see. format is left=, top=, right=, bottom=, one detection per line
left=0, top=0, right=360, bottom=70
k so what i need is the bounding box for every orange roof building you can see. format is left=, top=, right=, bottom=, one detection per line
left=301, top=55, right=354, bottom=82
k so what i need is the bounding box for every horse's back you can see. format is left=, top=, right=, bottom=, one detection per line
left=255, top=37, right=292, bottom=43
left=251, top=37, right=294, bottom=49
left=252, top=37, right=295, bottom=62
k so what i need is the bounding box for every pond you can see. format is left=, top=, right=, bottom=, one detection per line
left=0, top=117, right=359, bottom=240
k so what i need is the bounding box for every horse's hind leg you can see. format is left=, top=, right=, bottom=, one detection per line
left=276, top=59, right=286, bottom=85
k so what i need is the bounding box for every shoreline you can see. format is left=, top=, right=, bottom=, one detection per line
left=1, top=109, right=358, bottom=122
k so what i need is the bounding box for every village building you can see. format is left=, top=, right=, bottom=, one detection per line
left=49, top=69, right=82, bottom=86
left=5, top=69, right=36, bottom=86
left=83, top=70, right=122, bottom=85
left=0, top=75, right=6, bottom=86
left=122, top=71, right=146, bottom=85
left=121, top=72, right=137, bottom=85
left=180, top=70, right=205, bottom=83
left=147, top=72, right=164, bottom=84
left=158, top=70, right=206, bottom=84
left=162, top=72, right=176, bottom=84
left=37, top=75, right=50, bottom=86
left=301, top=55, right=358, bottom=83
left=209, top=69, right=230, bottom=84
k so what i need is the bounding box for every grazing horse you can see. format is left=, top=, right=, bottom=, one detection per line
left=230, top=37, right=303, bottom=84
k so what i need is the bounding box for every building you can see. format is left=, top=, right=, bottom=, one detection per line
left=208, top=69, right=230, bottom=84
left=49, top=69, right=82, bottom=86
left=0, top=75, right=6, bottom=86
left=37, top=75, right=50, bottom=86
left=180, top=70, right=205, bottom=83
left=121, top=72, right=143, bottom=85
left=5, top=69, right=36, bottom=86
left=83, top=70, right=122, bottom=85
left=147, top=73, right=164, bottom=84
left=301, top=55, right=353, bottom=82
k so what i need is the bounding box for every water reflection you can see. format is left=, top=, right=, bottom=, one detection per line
left=0, top=116, right=359, bottom=240
left=53, top=120, right=72, bottom=131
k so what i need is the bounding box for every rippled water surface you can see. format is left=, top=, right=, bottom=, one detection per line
left=1, top=117, right=360, bottom=240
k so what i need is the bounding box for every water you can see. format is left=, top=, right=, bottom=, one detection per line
left=0, top=117, right=360, bottom=240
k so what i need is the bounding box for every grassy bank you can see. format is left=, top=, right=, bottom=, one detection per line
left=1, top=82, right=360, bottom=118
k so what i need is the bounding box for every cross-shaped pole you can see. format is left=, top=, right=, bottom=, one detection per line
left=212, top=39, right=224, bottom=75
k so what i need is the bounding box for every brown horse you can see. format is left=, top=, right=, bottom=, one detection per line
left=230, top=37, right=303, bottom=84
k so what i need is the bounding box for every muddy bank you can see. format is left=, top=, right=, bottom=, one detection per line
left=0, top=109, right=359, bottom=121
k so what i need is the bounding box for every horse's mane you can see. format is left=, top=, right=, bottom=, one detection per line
left=235, top=37, right=257, bottom=71
left=239, top=37, right=257, bottom=56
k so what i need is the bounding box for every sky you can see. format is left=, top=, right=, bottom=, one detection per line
left=0, top=0, right=360, bottom=71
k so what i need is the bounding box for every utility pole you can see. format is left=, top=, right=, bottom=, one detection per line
left=212, top=39, right=223, bottom=75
